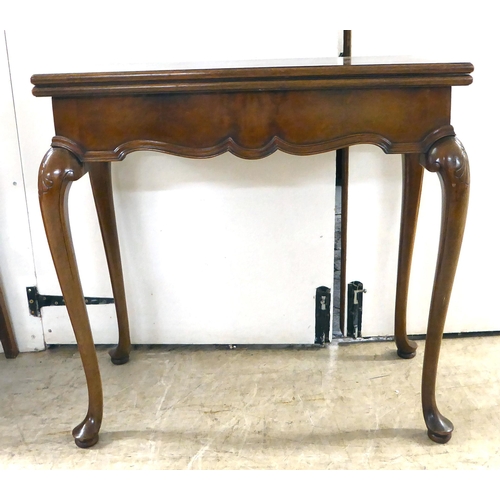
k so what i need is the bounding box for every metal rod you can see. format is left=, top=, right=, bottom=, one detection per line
left=338, top=30, right=351, bottom=334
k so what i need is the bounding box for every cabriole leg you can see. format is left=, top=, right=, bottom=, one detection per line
left=394, top=154, right=423, bottom=358
left=39, top=147, right=102, bottom=448
left=421, top=136, right=470, bottom=443
left=88, top=163, right=131, bottom=365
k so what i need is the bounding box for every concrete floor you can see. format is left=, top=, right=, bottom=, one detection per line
left=1, top=336, right=500, bottom=470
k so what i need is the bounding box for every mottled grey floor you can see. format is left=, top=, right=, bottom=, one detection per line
left=2, top=336, right=500, bottom=469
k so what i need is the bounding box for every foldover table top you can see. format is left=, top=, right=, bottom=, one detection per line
left=31, top=56, right=474, bottom=95
left=31, top=57, right=473, bottom=164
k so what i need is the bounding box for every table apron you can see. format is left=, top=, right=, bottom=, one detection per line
left=51, top=87, right=453, bottom=161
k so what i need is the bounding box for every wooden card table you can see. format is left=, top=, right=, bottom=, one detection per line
left=32, top=57, right=473, bottom=448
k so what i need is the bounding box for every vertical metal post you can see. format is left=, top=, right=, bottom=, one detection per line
left=338, top=30, right=351, bottom=335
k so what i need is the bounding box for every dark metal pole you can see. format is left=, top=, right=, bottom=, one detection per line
left=338, top=30, right=351, bottom=335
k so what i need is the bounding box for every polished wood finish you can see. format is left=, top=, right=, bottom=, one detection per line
left=0, top=285, right=18, bottom=358
left=421, top=136, right=470, bottom=443
left=39, top=148, right=102, bottom=448
left=88, top=163, right=131, bottom=365
left=46, top=87, right=455, bottom=161
left=394, top=154, right=424, bottom=358
left=33, top=58, right=473, bottom=447
left=31, top=59, right=473, bottom=97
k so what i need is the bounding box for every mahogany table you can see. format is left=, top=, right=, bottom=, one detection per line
left=32, top=57, right=473, bottom=448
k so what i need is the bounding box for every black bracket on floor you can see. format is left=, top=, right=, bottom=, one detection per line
left=315, top=286, right=331, bottom=345
left=347, top=281, right=366, bottom=338
left=26, top=286, right=114, bottom=317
